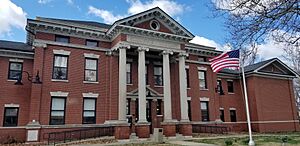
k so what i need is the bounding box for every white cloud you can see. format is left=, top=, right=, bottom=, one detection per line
left=126, top=0, right=185, bottom=16
left=257, top=39, right=285, bottom=60
left=38, top=0, right=53, bottom=4
left=88, top=0, right=186, bottom=24
left=190, top=35, right=232, bottom=51
left=88, top=6, right=127, bottom=24
left=0, top=0, right=27, bottom=36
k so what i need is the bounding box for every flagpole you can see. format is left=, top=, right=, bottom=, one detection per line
left=241, top=59, right=255, bottom=146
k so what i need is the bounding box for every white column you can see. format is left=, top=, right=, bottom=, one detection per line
left=179, top=53, right=189, bottom=122
left=118, top=46, right=128, bottom=122
left=162, top=50, right=173, bottom=122
left=138, top=47, right=149, bottom=123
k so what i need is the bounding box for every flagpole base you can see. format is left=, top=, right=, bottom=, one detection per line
left=248, top=140, right=255, bottom=146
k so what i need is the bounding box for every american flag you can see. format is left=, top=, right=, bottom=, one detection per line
left=210, top=49, right=240, bottom=73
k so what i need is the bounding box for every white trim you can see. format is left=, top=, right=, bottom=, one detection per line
left=84, top=53, right=99, bottom=59
left=9, top=58, right=24, bottom=63
left=34, top=39, right=110, bottom=52
left=226, top=79, right=233, bottom=82
left=149, top=20, right=160, bottom=30
left=229, top=108, right=236, bottom=110
left=82, top=92, right=99, bottom=98
left=53, top=49, right=71, bottom=56
left=255, top=58, right=299, bottom=77
left=50, top=91, right=69, bottom=97
left=187, top=97, right=191, bottom=101
left=4, top=104, right=20, bottom=107
left=200, top=97, right=209, bottom=101
left=185, top=65, right=189, bottom=69
left=219, top=107, right=224, bottom=110
left=51, top=79, right=69, bottom=82
left=83, top=81, right=99, bottom=84
left=197, top=67, right=207, bottom=71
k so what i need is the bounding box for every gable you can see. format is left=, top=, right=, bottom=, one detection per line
left=133, top=18, right=174, bottom=34
left=107, top=7, right=194, bottom=39
left=257, top=60, right=297, bottom=76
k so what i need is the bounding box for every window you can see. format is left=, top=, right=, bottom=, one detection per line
left=50, top=97, right=66, bottom=125
left=83, top=98, right=96, bottom=124
left=85, top=58, right=98, bottom=82
left=55, top=35, right=69, bottom=43
left=198, top=57, right=207, bottom=62
left=154, top=66, right=163, bottom=86
left=86, top=40, right=98, bottom=47
left=52, top=55, right=68, bottom=80
left=230, top=110, right=237, bottom=122
left=8, top=62, right=23, bottom=80
left=227, top=81, right=234, bottom=93
left=3, top=107, right=19, bottom=127
left=188, top=100, right=191, bottom=121
left=216, top=80, right=222, bottom=93
left=126, top=63, right=132, bottom=84
left=200, top=101, right=209, bottom=121
left=220, top=109, right=225, bottom=122
left=156, top=99, right=162, bottom=115
left=198, top=71, right=207, bottom=89
left=146, top=99, right=152, bottom=122
left=186, top=68, right=190, bottom=88
left=126, top=98, right=131, bottom=115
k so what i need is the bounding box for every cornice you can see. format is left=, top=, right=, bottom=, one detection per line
left=0, top=49, right=34, bottom=59
left=34, top=39, right=110, bottom=52
left=27, top=19, right=111, bottom=41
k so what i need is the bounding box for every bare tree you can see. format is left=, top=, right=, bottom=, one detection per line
left=211, top=0, right=300, bottom=64
left=283, top=45, right=300, bottom=115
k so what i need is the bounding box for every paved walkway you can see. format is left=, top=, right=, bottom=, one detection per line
left=169, top=140, right=217, bottom=146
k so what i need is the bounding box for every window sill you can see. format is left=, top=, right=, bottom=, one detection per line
left=7, top=79, right=17, bottom=82
left=157, top=115, right=163, bottom=117
left=51, top=79, right=69, bottom=82
left=127, top=84, right=133, bottom=86
left=200, top=88, right=209, bottom=91
left=228, top=92, right=235, bottom=95
left=83, top=81, right=99, bottom=84
left=154, top=85, right=164, bottom=88
left=187, top=87, right=191, bottom=90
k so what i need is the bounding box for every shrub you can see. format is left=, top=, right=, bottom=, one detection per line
left=225, top=139, right=233, bottom=146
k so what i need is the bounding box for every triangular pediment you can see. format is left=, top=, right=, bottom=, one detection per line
left=256, top=59, right=299, bottom=77
left=127, top=86, right=163, bottom=97
left=108, top=7, right=194, bottom=39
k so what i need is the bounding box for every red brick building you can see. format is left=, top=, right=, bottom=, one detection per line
left=0, top=7, right=299, bottom=143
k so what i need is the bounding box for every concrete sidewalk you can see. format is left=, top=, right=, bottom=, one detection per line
left=169, top=140, right=217, bottom=146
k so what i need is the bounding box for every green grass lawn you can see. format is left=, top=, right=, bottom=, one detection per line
left=189, top=133, right=300, bottom=146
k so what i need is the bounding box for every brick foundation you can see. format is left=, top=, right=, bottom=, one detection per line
left=114, top=126, right=130, bottom=139
left=161, top=123, right=176, bottom=137
left=178, top=123, right=192, bottom=136
left=135, top=123, right=150, bottom=138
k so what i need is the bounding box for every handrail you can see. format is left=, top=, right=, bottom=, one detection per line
left=44, top=126, right=114, bottom=145
left=192, top=125, right=229, bottom=134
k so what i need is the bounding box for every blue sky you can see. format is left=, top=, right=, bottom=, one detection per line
left=0, top=0, right=284, bottom=60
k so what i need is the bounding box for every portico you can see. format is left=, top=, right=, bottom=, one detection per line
left=115, top=42, right=191, bottom=138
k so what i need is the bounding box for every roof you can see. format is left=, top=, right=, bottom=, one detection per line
left=0, top=40, right=33, bottom=52
left=36, top=17, right=111, bottom=29
left=244, top=58, right=277, bottom=73
left=219, top=58, right=279, bottom=74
